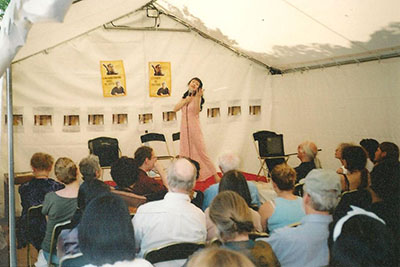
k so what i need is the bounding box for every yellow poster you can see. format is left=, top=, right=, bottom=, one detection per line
left=100, top=60, right=127, bottom=97
left=149, top=62, right=171, bottom=97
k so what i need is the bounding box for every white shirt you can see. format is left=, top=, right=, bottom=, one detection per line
left=132, top=192, right=206, bottom=261
left=83, top=258, right=153, bottom=267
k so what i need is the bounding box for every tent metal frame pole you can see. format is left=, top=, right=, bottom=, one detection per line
left=6, top=66, right=17, bottom=267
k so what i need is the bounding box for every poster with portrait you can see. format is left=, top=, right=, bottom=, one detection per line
left=149, top=62, right=171, bottom=97
left=100, top=60, right=127, bottom=97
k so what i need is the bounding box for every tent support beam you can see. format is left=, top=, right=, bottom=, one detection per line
left=6, top=66, right=17, bottom=267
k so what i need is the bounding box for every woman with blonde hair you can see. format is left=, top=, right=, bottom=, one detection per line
left=209, top=191, right=280, bottom=267
left=258, top=164, right=305, bottom=233
left=187, top=247, right=255, bottom=267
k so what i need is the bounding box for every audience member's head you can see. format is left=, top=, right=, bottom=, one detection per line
left=134, top=146, right=156, bottom=171
left=210, top=191, right=253, bottom=241
left=218, top=152, right=240, bottom=174
left=335, top=143, right=352, bottom=160
left=167, top=158, right=196, bottom=194
left=359, top=139, right=379, bottom=162
left=78, top=194, right=136, bottom=266
left=271, top=163, right=297, bottom=191
left=375, top=142, right=399, bottom=163
left=298, top=141, right=321, bottom=167
left=370, top=158, right=400, bottom=203
left=30, top=152, right=54, bottom=173
left=329, top=206, right=396, bottom=267
left=303, top=169, right=341, bottom=213
left=188, top=247, right=255, bottom=267
left=71, top=179, right=111, bottom=227
left=110, top=156, right=138, bottom=189
left=219, top=170, right=251, bottom=206
left=187, top=158, right=200, bottom=180
left=341, top=145, right=369, bottom=189
left=79, top=154, right=101, bottom=181
left=54, top=157, right=78, bottom=184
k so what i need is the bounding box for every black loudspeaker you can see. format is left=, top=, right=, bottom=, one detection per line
left=253, top=131, right=285, bottom=171
left=88, top=137, right=119, bottom=167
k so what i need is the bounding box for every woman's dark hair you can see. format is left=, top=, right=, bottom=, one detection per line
left=110, top=156, right=139, bottom=188
left=359, top=139, right=379, bottom=162
left=219, top=170, right=251, bottom=207
left=134, top=146, right=153, bottom=167
left=70, top=180, right=111, bottom=227
left=78, top=194, right=136, bottom=265
left=187, top=157, right=200, bottom=180
left=370, top=159, right=400, bottom=203
left=182, top=77, right=205, bottom=111
left=341, top=146, right=369, bottom=189
left=329, top=215, right=396, bottom=267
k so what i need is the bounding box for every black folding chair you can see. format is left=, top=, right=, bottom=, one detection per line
left=140, top=132, right=174, bottom=161
left=144, top=241, right=205, bottom=264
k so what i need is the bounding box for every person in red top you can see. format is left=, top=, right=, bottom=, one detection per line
left=111, top=146, right=168, bottom=201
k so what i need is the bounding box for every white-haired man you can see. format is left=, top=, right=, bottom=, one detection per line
left=294, top=141, right=321, bottom=183
left=261, top=169, right=341, bottom=267
left=133, top=158, right=206, bottom=266
left=202, top=152, right=260, bottom=210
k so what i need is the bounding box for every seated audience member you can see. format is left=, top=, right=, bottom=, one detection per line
left=17, top=152, right=64, bottom=250
left=111, top=155, right=167, bottom=201
left=57, top=179, right=111, bottom=259
left=187, top=158, right=205, bottom=209
left=36, top=157, right=79, bottom=267
left=205, top=170, right=262, bottom=241
left=79, top=154, right=102, bottom=182
left=329, top=206, right=396, bottom=267
left=373, top=141, right=399, bottom=166
left=262, top=169, right=341, bottom=267
left=334, top=143, right=352, bottom=174
left=202, top=152, right=260, bottom=210
left=132, top=158, right=206, bottom=266
left=258, top=164, right=305, bottom=233
left=78, top=194, right=152, bottom=267
left=359, top=138, right=379, bottom=171
left=332, top=146, right=371, bottom=221
left=209, top=191, right=280, bottom=267
left=294, top=141, right=321, bottom=182
left=338, top=145, right=369, bottom=192
left=188, top=247, right=256, bottom=267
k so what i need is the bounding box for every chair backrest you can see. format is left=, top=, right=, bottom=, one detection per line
left=27, top=205, right=44, bottom=267
left=88, top=137, right=119, bottom=167
left=253, top=131, right=285, bottom=157
left=59, top=252, right=89, bottom=267
left=293, top=182, right=304, bottom=197
left=172, top=132, right=180, bottom=157
left=27, top=204, right=44, bottom=231
left=144, top=241, right=205, bottom=264
left=140, top=132, right=173, bottom=161
left=249, top=231, right=269, bottom=240
left=172, top=132, right=180, bottom=142
left=48, top=220, right=72, bottom=267
left=111, top=189, right=147, bottom=214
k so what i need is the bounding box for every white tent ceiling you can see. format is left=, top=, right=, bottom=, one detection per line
left=12, top=0, right=400, bottom=73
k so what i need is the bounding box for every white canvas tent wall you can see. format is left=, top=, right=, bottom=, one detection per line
left=1, top=0, right=400, bottom=219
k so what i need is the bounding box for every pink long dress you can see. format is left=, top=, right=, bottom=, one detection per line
left=180, top=98, right=217, bottom=181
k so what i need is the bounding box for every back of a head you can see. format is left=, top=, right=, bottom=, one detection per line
left=79, top=154, right=101, bottom=181
left=359, top=139, right=379, bottom=161
left=379, top=142, right=399, bottom=161
left=271, top=163, right=296, bottom=191
left=167, top=158, right=196, bottom=192
left=188, top=247, right=255, bottom=267
left=110, top=156, right=138, bottom=188
left=370, top=159, right=400, bottom=202
left=219, top=170, right=251, bottom=206
left=301, top=141, right=321, bottom=168
left=30, top=152, right=54, bottom=171
left=304, top=169, right=341, bottom=212
left=330, top=212, right=396, bottom=267
left=341, top=146, right=367, bottom=172
left=218, top=152, right=240, bottom=173
left=54, top=157, right=77, bottom=184
left=78, top=194, right=135, bottom=266
left=209, top=191, right=253, bottom=241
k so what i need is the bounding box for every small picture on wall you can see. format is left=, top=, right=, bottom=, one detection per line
left=139, top=113, right=153, bottom=124
left=228, top=106, right=241, bottom=116
left=34, top=115, right=52, bottom=126
left=162, top=111, right=176, bottom=122
left=100, top=60, right=127, bottom=97
left=5, top=114, right=23, bottom=126
left=113, top=114, right=128, bottom=124
left=88, top=114, right=104, bottom=125
left=207, top=108, right=220, bottom=118
left=149, top=62, right=172, bottom=97
left=249, top=105, right=261, bottom=116
left=64, top=115, right=80, bottom=126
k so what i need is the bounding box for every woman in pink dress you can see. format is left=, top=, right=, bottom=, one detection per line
left=174, top=77, right=218, bottom=182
